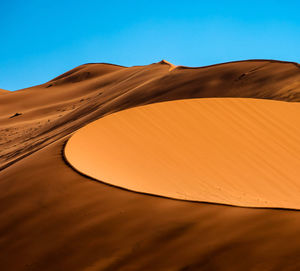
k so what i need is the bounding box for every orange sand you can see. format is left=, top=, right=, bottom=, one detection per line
left=65, top=98, right=300, bottom=208
left=0, top=88, right=10, bottom=94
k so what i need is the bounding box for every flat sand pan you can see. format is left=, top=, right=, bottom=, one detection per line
left=65, top=98, right=300, bottom=209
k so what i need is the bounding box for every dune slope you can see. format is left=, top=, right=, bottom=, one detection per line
left=65, top=98, right=300, bottom=208
left=0, top=88, right=10, bottom=94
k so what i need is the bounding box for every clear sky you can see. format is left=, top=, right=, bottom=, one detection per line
left=1, top=0, right=300, bottom=90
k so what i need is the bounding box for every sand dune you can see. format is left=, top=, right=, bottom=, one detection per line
left=0, top=88, right=10, bottom=94
left=65, top=98, right=300, bottom=208
left=1, top=60, right=300, bottom=270
left=2, top=60, right=300, bottom=171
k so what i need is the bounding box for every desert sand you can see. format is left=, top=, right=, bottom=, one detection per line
left=1, top=60, right=300, bottom=270
left=0, top=88, right=9, bottom=94
left=65, top=98, right=300, bottom=208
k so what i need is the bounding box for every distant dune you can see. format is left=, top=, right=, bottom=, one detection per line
left=1, top=60, right=300, bottom=270
left=0, top=88, right=9, bottom=94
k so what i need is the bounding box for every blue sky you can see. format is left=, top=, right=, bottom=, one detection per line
left=1, top=0, right=300, bottom=90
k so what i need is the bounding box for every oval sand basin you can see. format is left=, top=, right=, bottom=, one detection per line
left=65, top=98, right=300, bottom=208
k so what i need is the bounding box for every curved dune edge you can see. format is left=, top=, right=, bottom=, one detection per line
left=64, top=98, right=300, bottom=209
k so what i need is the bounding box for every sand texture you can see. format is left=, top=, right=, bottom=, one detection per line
left=1, top=60, right=300, bottom=270
left=65, top=98, right=300, bottom=208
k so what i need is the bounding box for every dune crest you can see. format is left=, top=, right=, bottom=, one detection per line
left=65, top=98, right=300, bottom=209
left=157, top=59, right=177, bottom=71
